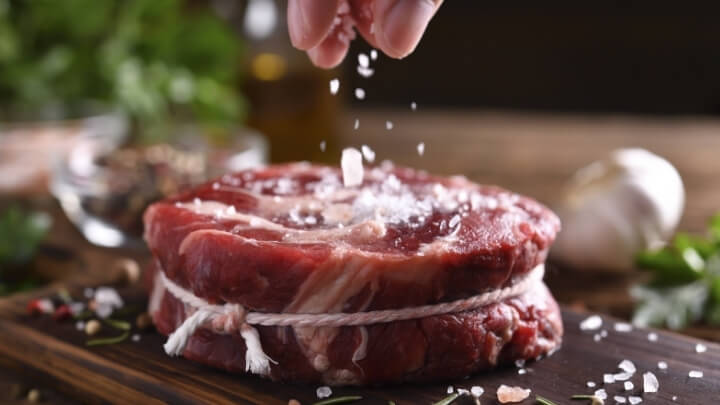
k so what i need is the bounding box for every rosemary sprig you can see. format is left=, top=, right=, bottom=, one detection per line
left=86, top=331, right=129, bottom=347
left=432, top=393, right=460, bottom=405
left=536, top=395, right=559, bottom=405
left=102, top=318, right=131, bottom=331
left=311, top=396, right=363, bottom=405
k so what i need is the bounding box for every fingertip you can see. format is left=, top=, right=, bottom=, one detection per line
left=307, top=37, right=350, bottom=69
left=288, top=0, right=340, bottom=50
left=375, top=0, right=440, bottom=59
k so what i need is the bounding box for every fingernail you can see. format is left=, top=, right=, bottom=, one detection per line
left=380, top=0, right=436, bottom=58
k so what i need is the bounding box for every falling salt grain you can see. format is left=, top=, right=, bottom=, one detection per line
left=695, top=343, right=707, bottom=353
left=411, top=101, right=417, bottom=111
left=370, top=49, right=378, bottom=60
left=357, top=66, right=374, bottom=78
left=618, top=360, right=636, bottom=374
left=688, top=370, right=703, bottom=378
left=624, top=381, right=634, bottom=391
left=316, top=386, right=332, bottom=399
left=354, top=119, right=360, bottom=130
left=470, top=386, right=484, bottom=397
left=628, top=396, right=642, bottom=405
left=354, top=88, right=365, bottom=100
left=358, top=53, right=369, bottom=68
left=580, top=315, right=603, bottom=331
left=320, top=141, right=326, bottom=152
left=594, top=389, right=608, bottom=400
left=417, top=142, right=425, bottom=156
left=341, top=148, right=364, bottom=187
left=614, top=396, right=627, bottom=403
left=361, top=145, right=376, bottom=163
left=496, top=385, right=530, bottom=403
left=614, top=322, right=633, bottom=332
left=131, top=334, right=141, bottom=343
left=643, top=372, right=659, bottom=393
left=447, top=386, right=454, bottom=394
left=329, top=78, right=340, bottom=95
left=600, top=329, right=608, bottom=338
left=648, top=332, right=658, bottom=342
left=587, top=381, right=596, bottom=388
left=657, top=361, right=667, bottom=370
left=386, top=121, right=393, bottom=130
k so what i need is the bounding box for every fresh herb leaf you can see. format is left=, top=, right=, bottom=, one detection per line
left=432, top=393, right=460, bottom=405
left=86, top=331, right=129, bottom=346
left=311, top=396, right=363, bottom=405
left=536, top=395, right=559, bottom=405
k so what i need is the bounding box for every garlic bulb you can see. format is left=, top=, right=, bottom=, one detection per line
left=551, top=148, right=684, bottom=272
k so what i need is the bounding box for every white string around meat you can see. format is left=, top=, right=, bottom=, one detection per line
left=161, top=264, right=545, bottom=376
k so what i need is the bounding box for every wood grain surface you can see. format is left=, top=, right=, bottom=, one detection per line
left=0, top=286, right=718, bottom=405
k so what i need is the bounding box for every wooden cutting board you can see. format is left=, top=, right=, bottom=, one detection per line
left=0, top=286, right=717, bottom=405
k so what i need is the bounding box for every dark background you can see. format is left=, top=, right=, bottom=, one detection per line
left=344, top=2, right=720, bottom=115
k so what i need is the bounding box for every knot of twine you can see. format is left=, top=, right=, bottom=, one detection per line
left=158, top=264, right=544, bottom=377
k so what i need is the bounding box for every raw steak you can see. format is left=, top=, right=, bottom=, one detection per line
left=144, top=162, right=563, bottom=385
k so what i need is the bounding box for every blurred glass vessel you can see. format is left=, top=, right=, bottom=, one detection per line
left=51, top=127, right=268, bottom=249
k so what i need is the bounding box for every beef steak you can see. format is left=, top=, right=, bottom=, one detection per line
left=144, top=162, right=562, bottom=385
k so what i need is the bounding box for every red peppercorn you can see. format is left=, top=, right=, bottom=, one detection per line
left=53, top=304, right=72, bottom=321
left=27, top=299, right=43, bottom=315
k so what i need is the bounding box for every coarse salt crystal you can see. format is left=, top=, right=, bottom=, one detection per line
left=695, top=343, right=707, bottom=353
left=648, top=332, right=658, bottom=342
left=600, top=329, right=608, bottom=337
left=643, top=372, right=659, bottom=393
left=580, top=315, right=603, bottom=331
left=594, top=389, right=608, bottom=400
left=496, top=385, right=530, bottom=403
left=370, top=49, right=378, bottom=60
left=320, top=141, right=326, bottom=152
left=619, top=360, right=636, bottom=374
left=447, top=386, right=454, bottom=394
left=603, top=374, right=615, bottom=384
left=629, top=396, right=642, bottom=404
left=514, top=359, right=526, bottom=368
left=615, top=322, right=633, bottom=332
left=316, top=386, right=332, bottom=399
left=587, top=381, right=596, bottom=388
left=361, top=145, right=375, bottom=163
left=329, top=78, right=340, bottom=95
left=593, top=334, right=602, bottom=342
left=614, top=371, right=633, bottom=381
left=357, top=66, right=374, bottom=78
left=411, top=101, right=417, bottom=111
left=672, top=396, right=677, bottom=401
left=358, top=53, right=369, bottom=68
left=386, top=121, right=393, bottom=130
left=449, top=214, right=461, bottom=229
left=354, top=88, right=365, bottom=100
left=131, top=334, right=141, bottom=342
left=456, top=388, right=469, bottom=395
left=470, top=386, right=484, bottom=397
left=624, top=381, right=634, bottom=391
left=688, top=370, right=703, bottom=378
left=417, top=142, right=425, bottom=156
left=518, top=369, right=527, bottom=375
left=341, top=148, right=364, bottom=187
left=658, top=361, right=668, bottom=370
left=615, top=396, right=627, bottom=403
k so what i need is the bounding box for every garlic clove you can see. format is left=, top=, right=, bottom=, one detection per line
left=551, top=148, right=684, bottom=272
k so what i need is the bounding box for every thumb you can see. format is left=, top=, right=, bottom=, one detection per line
left=373, top=0, right=442, bottom=59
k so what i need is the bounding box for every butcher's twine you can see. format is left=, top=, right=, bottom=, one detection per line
left=159, top=264, right=545, bottom=376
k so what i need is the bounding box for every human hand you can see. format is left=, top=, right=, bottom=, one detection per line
left=288, top=0, right=443, bottom=68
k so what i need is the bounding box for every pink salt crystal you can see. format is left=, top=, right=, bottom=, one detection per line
left=496, top=385, right=531, bottom=403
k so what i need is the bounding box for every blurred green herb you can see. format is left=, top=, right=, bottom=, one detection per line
left=633, top=213, right=720, bottom=329
left=0, top=0, right=245, bottom=142
left=0, top=206, right=51, bottom=295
